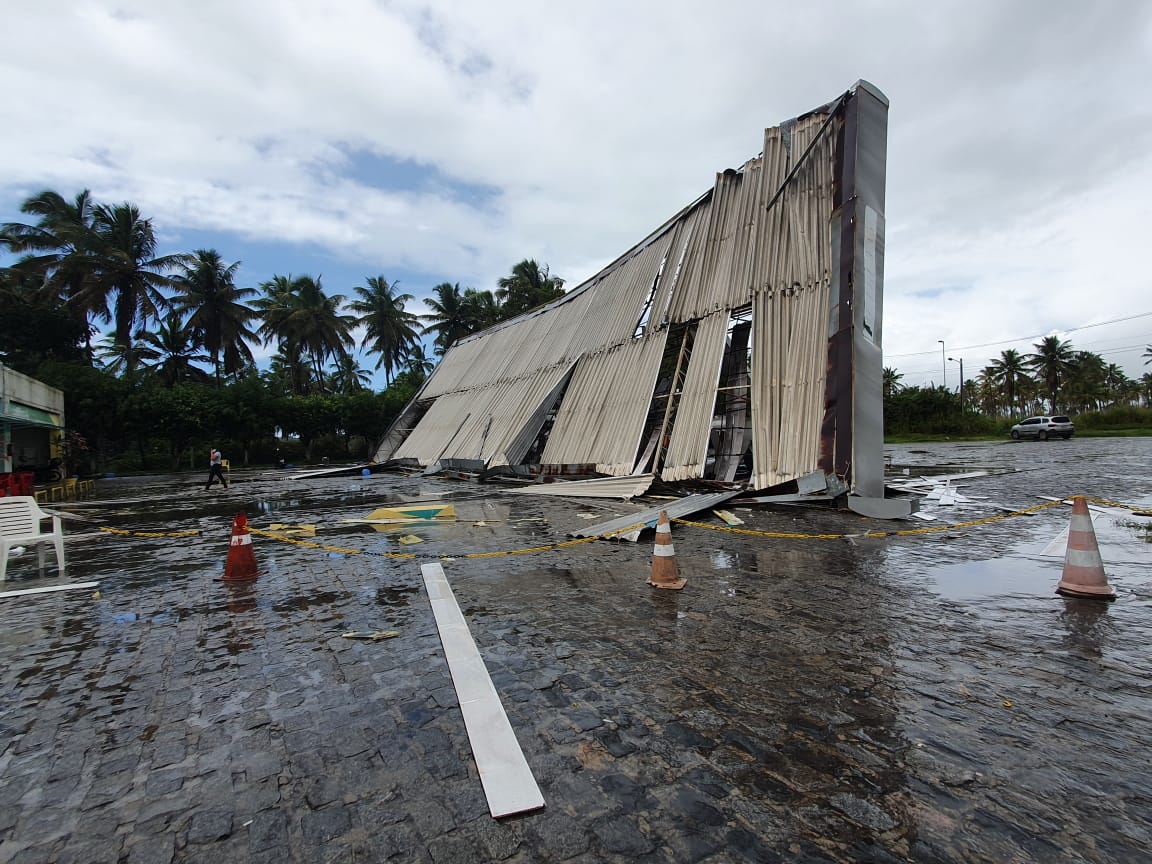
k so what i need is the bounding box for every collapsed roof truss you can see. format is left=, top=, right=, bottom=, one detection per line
left=376, top=81, right=888, bottom=495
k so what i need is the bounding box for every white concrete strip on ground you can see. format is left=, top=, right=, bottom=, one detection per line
left=0, top=581, right=99, bottom=599
left=419, top=562, right=545, bottom=819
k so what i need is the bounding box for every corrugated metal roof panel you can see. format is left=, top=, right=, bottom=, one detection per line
left=568, top=491, right=743, bottom=540
left=541, top=329, right=668, bottom=475
left=392, top=391, right=477, bottom=464
left=661, top=311, right=729, bottom=481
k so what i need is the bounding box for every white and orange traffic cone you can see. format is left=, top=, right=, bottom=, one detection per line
left=1056, top=497, right=1114, bottom=601
left=648, top=510, right=686, bottom=590
left=223, top=512, right=259, bottom=582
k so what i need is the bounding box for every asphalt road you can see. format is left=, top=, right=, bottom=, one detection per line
left=1, top=437, right=1150, bottom=863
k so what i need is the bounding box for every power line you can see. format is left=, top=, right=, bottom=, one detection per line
left=891, top=342, right=1152, bottom=379
left=885, top=310, right=1152, bottom=359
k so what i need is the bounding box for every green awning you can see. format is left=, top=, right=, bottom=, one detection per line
left=1, top=402, right=63, bottom=429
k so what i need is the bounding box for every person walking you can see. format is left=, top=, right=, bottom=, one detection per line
left=206, top=448, right=229, bottom=491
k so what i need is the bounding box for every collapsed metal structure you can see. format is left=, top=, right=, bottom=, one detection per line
left=375, top=81, right=888, bottom=497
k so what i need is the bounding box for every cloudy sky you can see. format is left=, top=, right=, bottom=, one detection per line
left=3, top=0, right=1150, bottom=390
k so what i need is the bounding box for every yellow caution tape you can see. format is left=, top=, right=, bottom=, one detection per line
left=672, top=498, right=1069, bottom=540
left=96, top=493, right=1141, bottom=562
left=98, top=528, right=201, bottom=538
left=248, top=525, right=610, bottom=560
left=1085, top=496, right=1152, bottom=513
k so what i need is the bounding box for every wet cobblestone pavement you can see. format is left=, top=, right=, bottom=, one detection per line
left=2, top=438, right=1150, bottom=863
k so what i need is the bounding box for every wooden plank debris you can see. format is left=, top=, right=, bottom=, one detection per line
left=713, top=509, right=744, bottom=526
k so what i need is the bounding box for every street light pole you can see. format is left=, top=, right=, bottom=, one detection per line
left=938, top=340, right=946, bottom=389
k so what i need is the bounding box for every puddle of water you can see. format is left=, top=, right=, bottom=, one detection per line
left=1022, top=511, right=1152, bottom=566
left=222, top=584, right=259, bottom=614
left=256, top=498, right=304, bottom=514
left=930, top=557, right=1058, bottom=600
left=1057, top=599, right=1113, bottom=656
left=1118, top=519, right=1152, bottom=544
left=710, top=550, right=739, bottom=570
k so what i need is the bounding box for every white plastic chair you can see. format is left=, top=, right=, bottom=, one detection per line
left=0, top=496, right=66, bottom=581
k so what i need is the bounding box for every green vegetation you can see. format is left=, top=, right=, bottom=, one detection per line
left=7, top=187, right=1149, bottom=466
left=1, top=188, right=567, bottom=474
left=884, top=342, right=1152, bottom=441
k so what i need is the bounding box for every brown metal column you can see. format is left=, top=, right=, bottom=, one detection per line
left=820, top=80, right=888, bottom=497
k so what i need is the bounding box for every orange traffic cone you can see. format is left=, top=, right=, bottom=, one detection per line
left=223, top=512, right=259, bottom=582
left=648, top=510, right=686, bottom=590
left=1056, top=497, right=1114, bottom=601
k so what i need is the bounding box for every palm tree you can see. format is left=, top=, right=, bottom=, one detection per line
left=495, top=259, right=565, bottom=318
left=135, top=316, right=211, bottom=387
left=293, top=275, right=354, bottom=388
left=254, top=275, right=354, bottom=392
left=89, top=202, right=191, bottom=373
left=348, top=275, right=419, bottom=386
left=253, top=275, right=295, bottom=336
left=265, top=347, right=312, bottom=397
left=1, top=189, right=101, bottom=357
left=401, top=343, right=436, bottom=379
left=1103, top=363, right=1131, bottom=408
left=1017, top=375, right=1042, bottom=415
left=988, top=349, right=1027, bottom=416
left=1143, top=344, right=1152, bottom=366
left=882, top=367, right=903, bottom=399
left=976, top=366, right=1000, bottom=415
left=1026, top=336, right=1074, bottom=413
left=960, top=379, right=980, bottom=414
left=94, top=334, right=132, bottom=377
left=0, top=266, right=89, bottom=368
left=255, top=276, right=308, bottom=393
left=1063, top=350, right=1106, bottom=413
left=423, top=282, right=472, bottom=354
left=462, top=288, right=501, bottom=332
left=172, top=249, right=257, bottom=385
left=327, top=355, right=372, bottom=394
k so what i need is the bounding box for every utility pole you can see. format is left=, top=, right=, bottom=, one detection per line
left=949, top=357, right=964, bottom=411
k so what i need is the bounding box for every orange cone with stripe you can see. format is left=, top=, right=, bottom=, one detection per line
left=223, top=512, right=259, bottom=582
left=1056, top=497, right=1114, bottom=600
left=648, top=510, right=686, bottom=590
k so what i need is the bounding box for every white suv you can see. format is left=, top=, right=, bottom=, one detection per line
left=1010, top=416, right=1074, bottom=441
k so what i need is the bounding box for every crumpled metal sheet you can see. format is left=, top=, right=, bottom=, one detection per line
left=568, top=491, right=742, bottom=541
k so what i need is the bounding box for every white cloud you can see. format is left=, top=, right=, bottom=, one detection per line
left=3, top=0, right=1151, bottom=382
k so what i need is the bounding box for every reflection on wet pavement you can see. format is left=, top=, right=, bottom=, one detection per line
left=929, top=557, right=1056, bottom=600
left=0, top=440, right=1149, bottom=861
